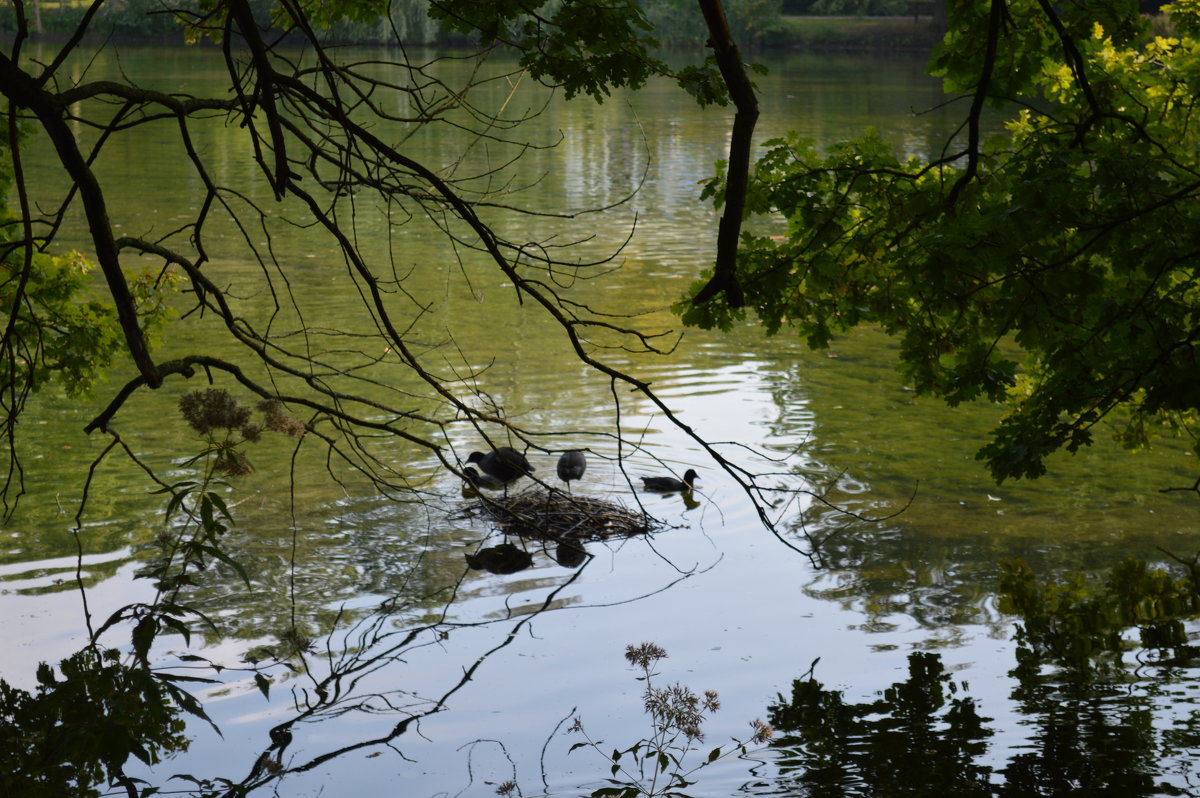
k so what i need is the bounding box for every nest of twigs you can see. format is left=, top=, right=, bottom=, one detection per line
left=462, top=488, right=659, bottom=542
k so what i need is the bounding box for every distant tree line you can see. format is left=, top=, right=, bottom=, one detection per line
left=0, top=0, right=441, bottom=43
left=781, top=0, right=910, bottom=16
left=0, top=0, right=792, bottom=47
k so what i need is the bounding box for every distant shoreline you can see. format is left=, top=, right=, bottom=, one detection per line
left=4, top=13, right=947, bottom=53
left=772, top=15, right=944, bottom=53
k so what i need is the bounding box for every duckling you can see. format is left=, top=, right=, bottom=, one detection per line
left=556, top=450, right=587, bottom=493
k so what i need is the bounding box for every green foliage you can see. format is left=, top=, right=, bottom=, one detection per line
left=0, top=389, right=299, bottom=797
left=0, top=0, right=207, bottom=37
left=999, top=556, right=1200, bottom=678
left=310, top=0, right=442, bottom=44
left=428, top=0, right=665, bottom=101
left=1, top=247, right=120, bottom=397
left=675, top=56, right=733, bottom=107
left=641, top=0, right=786, bottom=47
left=0, top=647, right=190, bottom=798
left=174, top=0, right=412, bottom=44
left=283, top=0, right=390, bottom=29
left=767, top=652, right=994, bottom=796
left=724, top=0, right=786, bottom=45
left=97, top=0, right=206, bottom=37
left=568, top=642, right=773, bottom=797
left=0, top=138, right=175, bottom=403
left=689, top=1, right=1200, bottom=482
left=134, top=391, right=304, bottom=618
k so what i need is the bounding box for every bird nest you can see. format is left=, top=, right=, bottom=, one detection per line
left=462, top=489, right=659, bottom=542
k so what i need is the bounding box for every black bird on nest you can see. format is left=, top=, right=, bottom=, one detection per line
left=467, top=446, right=534, bottom=494
left=462, top=466, right=507, bottom=492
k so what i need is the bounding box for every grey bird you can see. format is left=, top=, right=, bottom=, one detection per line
left=556, top=450, right=587, bottom=494
left=640, top=468, right=699, bottom=493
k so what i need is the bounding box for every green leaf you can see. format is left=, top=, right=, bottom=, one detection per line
left=132, top=616, right=158, bottom=663
left=161, top=680, right=223, bottom=737
left=200, top=494, right=216, bottom=531
left=195, top=544, right=251, bottom=587
left=204, top=491, right=235, bottom=523
left=157, top=613, right=193, bottom=647
left=154, top=672, right=219, bottom=685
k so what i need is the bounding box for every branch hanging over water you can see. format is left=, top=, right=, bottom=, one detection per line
left=690, top=0, right=759, bottom=310
left=0, top=51, right=161, bottom=388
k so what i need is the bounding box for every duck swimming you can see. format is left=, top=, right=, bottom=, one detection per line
left=640, top=468, right=699, bottom=493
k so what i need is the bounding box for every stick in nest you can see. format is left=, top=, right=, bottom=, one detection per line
left=464, top=489, right=661, bottom=541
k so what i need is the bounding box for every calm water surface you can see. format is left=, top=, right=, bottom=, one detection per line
left=4, top=42, right=1199, bottom=796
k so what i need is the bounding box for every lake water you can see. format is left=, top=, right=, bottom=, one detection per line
left=4, top=41, right=1200, bottom=796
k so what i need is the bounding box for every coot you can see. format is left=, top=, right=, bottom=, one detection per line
left=467, top=446, right=535, bottom=485
left=463, top=466, right=507, bottom=491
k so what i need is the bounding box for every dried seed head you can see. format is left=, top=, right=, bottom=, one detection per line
left=179, top=389, right=252, bottom=434
left=625, top=642, right=668, bottom=670
left=749, top=719, right=774, bottom=744
left=214, top=448, right=253, bottom=476
left=259, top=399, right=308, bottom=438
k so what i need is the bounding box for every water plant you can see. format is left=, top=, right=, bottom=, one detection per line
left=0, top=389, right=304, bottom=796
left=568, top=642, right=773, bottom=798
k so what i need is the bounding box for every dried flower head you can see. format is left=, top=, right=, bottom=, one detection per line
left=179, top=389, right=253, bottom=434
left=625, top=642, right=668, bottom=670
left=644, top=682, right=710, bottom=743
left=214, top=448, right=253, bottom=476
left=259, top=399, right=307, bottom=438
left=494, top=780, right=518, bottom=796
left=749, top=718, right=774, bottom=744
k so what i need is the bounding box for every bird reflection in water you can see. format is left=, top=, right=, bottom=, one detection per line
left=464, top=543, right=533, bottom=574
left=553, top=539, right=589, bottom=568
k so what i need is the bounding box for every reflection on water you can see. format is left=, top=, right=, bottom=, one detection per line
left=765, top=649, right=1200, bottom=796
left=4, top=42, right=1199, bottom=797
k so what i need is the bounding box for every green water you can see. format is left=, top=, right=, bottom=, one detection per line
left=4, top=41, right=1199, bottom=797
